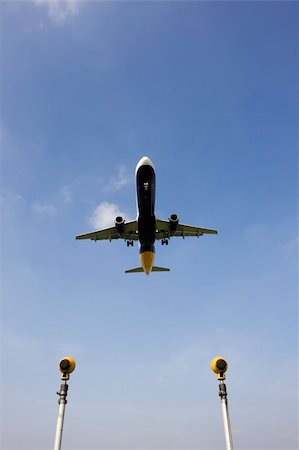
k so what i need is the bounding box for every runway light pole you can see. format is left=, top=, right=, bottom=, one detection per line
left=53, top=357, right=76, bottom=450
left=211, top=357, right=234, bottom=450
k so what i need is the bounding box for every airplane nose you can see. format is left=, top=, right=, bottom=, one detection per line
left=140, top=156, right=153, bottom=166
left=136, top=156, right=155, bottom=174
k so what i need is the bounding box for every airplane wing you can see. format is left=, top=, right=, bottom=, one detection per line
left=76, top=220, right=139, bottom=241
left=155, top=219, right=218, bottom=239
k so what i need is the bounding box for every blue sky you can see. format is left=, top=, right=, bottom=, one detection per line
left=0, top=1, right=297, bottom=450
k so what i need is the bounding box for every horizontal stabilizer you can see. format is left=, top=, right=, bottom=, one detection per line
left=125, top=267, right=144, bottom=273
left=125, top=266, right=170, bottom=274
left=152, top=266, right=170, bottom=272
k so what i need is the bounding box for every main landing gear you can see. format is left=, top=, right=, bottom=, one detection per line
left=127, top=240, right=134, bottom=247
left=161, top=238, right=169, bottom=245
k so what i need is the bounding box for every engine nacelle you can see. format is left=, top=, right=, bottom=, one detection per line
left=115, top=216, right=125, bottom=234
left=169, top=214, right=179, bottom=232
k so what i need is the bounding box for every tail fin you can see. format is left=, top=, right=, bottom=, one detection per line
left=125, top=266, right=170, bottom=274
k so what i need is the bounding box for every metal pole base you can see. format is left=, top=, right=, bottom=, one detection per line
left=219, top=381, right=234, bottom=450
left=53, top=382, right=68, bottom=450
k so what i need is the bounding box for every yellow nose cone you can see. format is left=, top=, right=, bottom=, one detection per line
left=140, top=251, right=155, bottom=275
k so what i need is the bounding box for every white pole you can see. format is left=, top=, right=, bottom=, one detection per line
left=53, top=382, right=68, bottom=450
left=219, top=381, right=234, bottom=450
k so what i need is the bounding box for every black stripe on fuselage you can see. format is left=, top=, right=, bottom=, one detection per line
left=136, top=163, right=156, bottom=252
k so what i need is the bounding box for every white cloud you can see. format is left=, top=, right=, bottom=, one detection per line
left=33, top=0, right=80, bottom=23
left=156, top=376, right=171, bottom=384
left=3, top=329, right=43, bottom=360
left=89, top=201, right=128, bottom=229
left=104, top=165, right=132, bottom=193
left=0, top=190, right=25, bottom=220
left=279, top=235, right=299, bottom=258
left=168, top=344, right=209, bottom=372
left=0, top=191, right=24, bottom=208
left=32, top=202, right=57, bottom=216
left=62, top=185, right=73, bottom=204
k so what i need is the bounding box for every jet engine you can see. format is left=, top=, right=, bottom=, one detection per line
left=115, top=216, right=125, bottom=234
left=169, top=214, right=179, bottom=232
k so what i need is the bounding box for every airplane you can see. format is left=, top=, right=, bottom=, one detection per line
left=76, top=156, right=218, bottom=275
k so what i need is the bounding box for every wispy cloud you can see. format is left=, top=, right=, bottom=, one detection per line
left=156, top=376, right=171, bottom=385
left=89, top=201, right=129, bottom=229
left=3, top=329, right=43, bottom=359
left=62, top=185, right=73, bottom=204
left=0, top=190, right=25, bottom=220
left=104, top=165, right=132, bottom=193
left=33, top=0, right=81, bottom=23
left=279, top=235, right=299, bottom=259
left=168, top=344, right=210, bottom=372
left=32, top=202, right=57, bottom=216
left=0, top=191, right=24, bottom=209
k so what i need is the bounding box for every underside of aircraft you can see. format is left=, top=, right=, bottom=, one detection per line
left=76, top=157, right=218, bottom=275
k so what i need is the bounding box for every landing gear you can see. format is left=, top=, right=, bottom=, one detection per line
left=161, top=238, right=169, bottom=246
left=127, top=240, right=134, bottom=247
